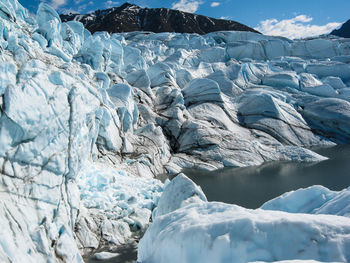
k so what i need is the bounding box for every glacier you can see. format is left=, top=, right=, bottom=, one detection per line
left=138, top=175, right=350, bottom=263
left=0, top=0, right=350, bottom=262
left=261, top=185, right=350, bottom=217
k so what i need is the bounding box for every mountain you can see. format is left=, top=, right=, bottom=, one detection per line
left=331, top=19, right=350, bottom=38
left=60, top=2, right=260, bottom=35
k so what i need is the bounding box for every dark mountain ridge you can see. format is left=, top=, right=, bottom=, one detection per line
left=331, top=19, right=350, bottom=38
left=60, top=2, right=260, bottom=35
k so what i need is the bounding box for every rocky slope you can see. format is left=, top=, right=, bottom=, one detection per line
left=331, top=19, right=350, bottom=38
left=1, top=0, right=350, bottom=262
left=60, top=3, right=260, bottom=35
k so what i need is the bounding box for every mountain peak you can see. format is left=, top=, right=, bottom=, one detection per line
left=120, top=2, right=134, bottom=8
left=118, top=2, right=139, bottom=10
left=60, top=3, right=259, bottom=35
left=331, top=19, right=350, bottom=38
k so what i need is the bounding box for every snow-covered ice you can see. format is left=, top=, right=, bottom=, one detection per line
left=261, top=185, right=350, bottom=217
left=153, top=173, right=207, bottom=218
left=138, top=175, right=350, bottom=263
left=93, top=251, right=119, bottom=260
left=139, top=202, right=350, bottom=263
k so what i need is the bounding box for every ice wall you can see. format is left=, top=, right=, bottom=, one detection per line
left=0, top=2, right=164, bottom=262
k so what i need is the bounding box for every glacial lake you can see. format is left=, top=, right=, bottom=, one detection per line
left=86, top=145, right=350, bottom=263
left=183, top=144, right=350, bottom=209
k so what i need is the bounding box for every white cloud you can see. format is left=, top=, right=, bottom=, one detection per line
left=211, top=2, right=220, bottom=7
left=255, top=15, right=342, bottom=39
left=77, top=1, right=94, bottom=12
left=105, top=0, right=120, bottom=8
left=60, top=0, right=94, bottom=13
left=171, top=0, right=203, bottom=13
left=60, top=7, right=79, bottom=14
left=49, top=0, right=67, bottom=9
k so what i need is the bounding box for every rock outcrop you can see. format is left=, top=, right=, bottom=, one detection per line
left=60, top=3, right=260, bottom=35
left=331, top=19, right=350, bottom=38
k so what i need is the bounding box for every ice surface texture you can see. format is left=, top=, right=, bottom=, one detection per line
left=154, top=173, right=207, bottom=218
left=139, top=202, right=350, bottom=263
left=262, top=185, right=350, bottom=217
left=138, top=176, right=350, bottom=263
left=1, top=0, right=350, bottom=262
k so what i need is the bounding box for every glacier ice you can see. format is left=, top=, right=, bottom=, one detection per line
left=93, top=251, right=119, bottom=260
left=182, top=78, right=223, bottom=106
left=251, top=261, right=341, bottom=263
left=0, top=0, right=350, bottom=261
left=301, top=98, right=350, bottom=143
left=139, top=202, right=350, bottom=263
left=261, top=185, right=350, bottom=217
left=154, top=173, right=207, bottom=218
left=138, top=175, right=350, bottom=263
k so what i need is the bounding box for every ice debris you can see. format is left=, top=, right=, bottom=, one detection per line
left=138, top=176, right=350, bottom=263
left=139, top=202, right=350, bottom=263
left=93, top=251, right=119, bottom=260
left=261, top=185, right=350, bottom=217
left=154, top=173, right=207, bottom=218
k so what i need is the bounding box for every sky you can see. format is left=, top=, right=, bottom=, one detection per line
left=19, top=0, right=350, bottom=39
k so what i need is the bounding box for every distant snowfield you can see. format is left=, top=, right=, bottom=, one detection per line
left=1, top=0, right=350, bottom=262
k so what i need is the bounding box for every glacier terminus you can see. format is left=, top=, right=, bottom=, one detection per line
left=0, top=0, right=350, bottom=262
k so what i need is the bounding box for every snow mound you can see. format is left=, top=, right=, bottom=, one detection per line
left=138, top=202, right=350, bottom=263
left=94, top=251, right=119, bottom=260
left=262, top=185, right=350, bottom=217
left=139, top=178, right=350, bottom=263
left=154, top=173, right=207, bottom=218
left=138, top=202, right=350, bottom=262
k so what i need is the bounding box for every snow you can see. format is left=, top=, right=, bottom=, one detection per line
left=93, top=251, right=119, bottom=260
left=138, top=175, right=350, bottom=263
left=1, top=0, right=350, bottom=261
left=154, top=173, right=207, bottom=218
left=77, top=161, right=163, bottom=231
left=138, top=202, right=350, bottom=263
left=262, top=185, right=350, bottom=217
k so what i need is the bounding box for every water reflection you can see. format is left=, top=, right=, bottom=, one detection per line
left=84, top=241, right=137, bottom=263
left=183, top=145, right=350, bottom=209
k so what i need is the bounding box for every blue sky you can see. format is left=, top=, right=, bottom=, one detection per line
left=19, top=0, right=350, bottom=39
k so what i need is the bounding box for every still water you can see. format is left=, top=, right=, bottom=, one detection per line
left=85, top=241, right=137, bottom=263
left=86, top=145, right=350, bottom=262
left=183, top=145, right=350, bottom=209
